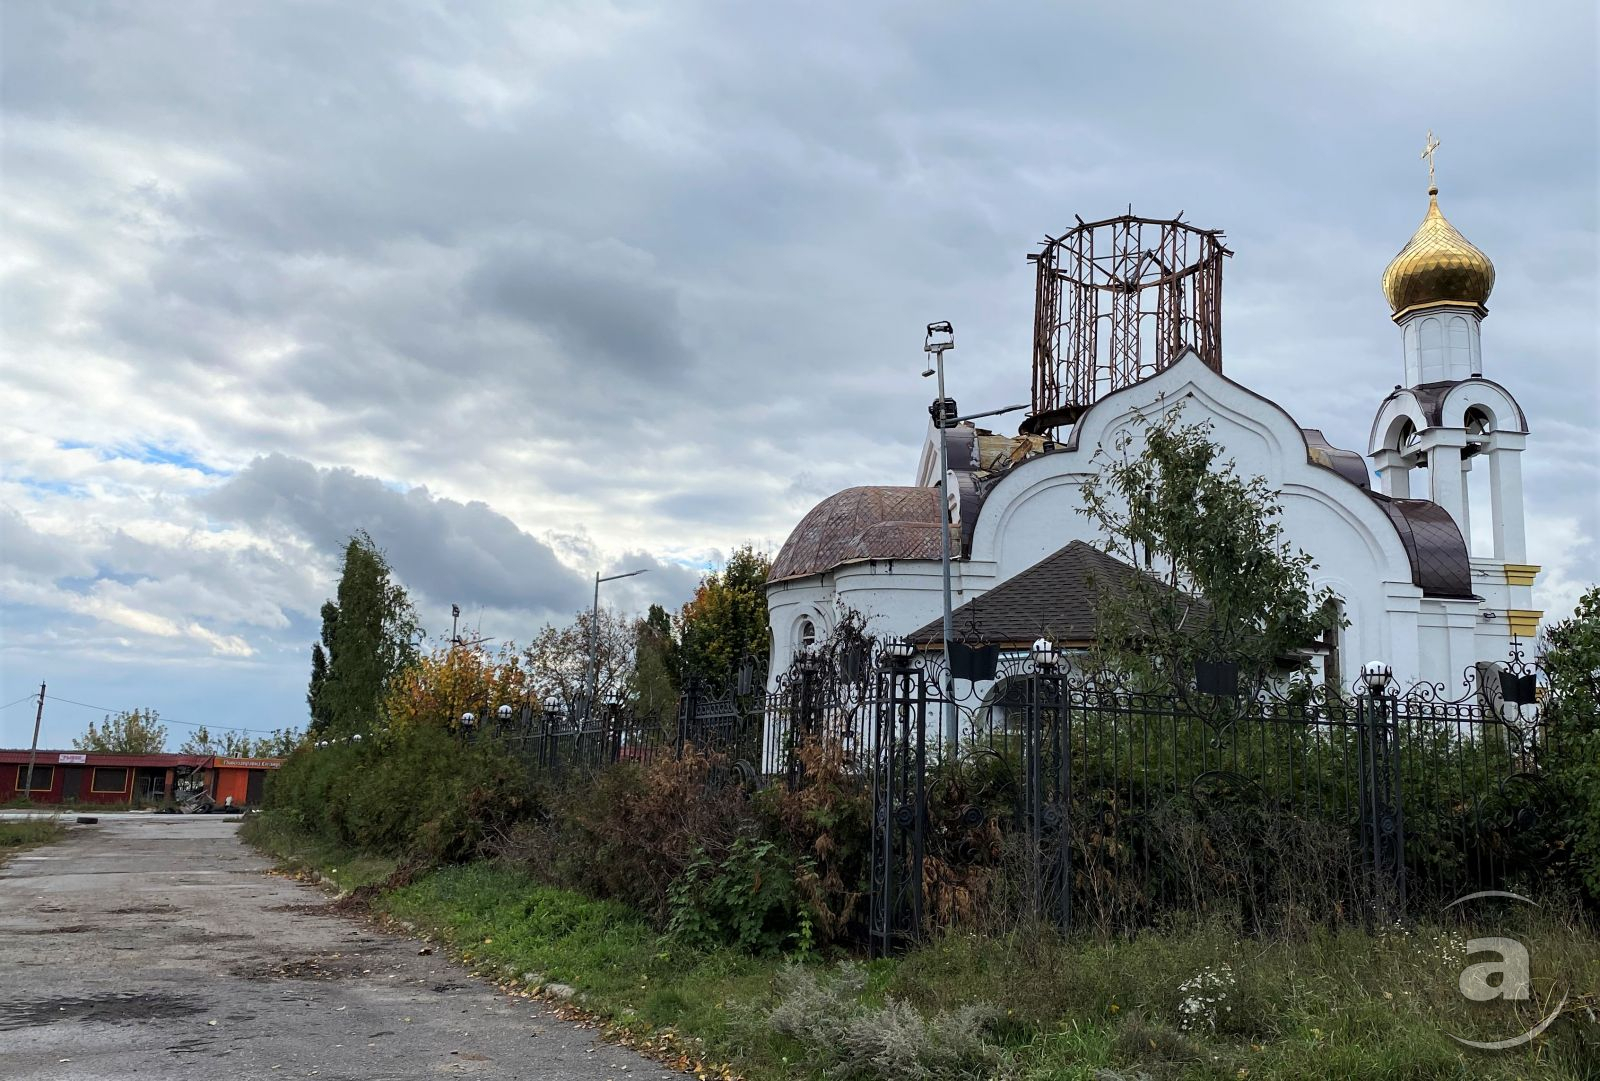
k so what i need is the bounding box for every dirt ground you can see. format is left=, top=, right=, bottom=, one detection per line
left=0, top=815, right=678, bottom=1080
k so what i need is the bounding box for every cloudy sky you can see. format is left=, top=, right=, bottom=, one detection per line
left=2, top=1, right=1595, bottom=748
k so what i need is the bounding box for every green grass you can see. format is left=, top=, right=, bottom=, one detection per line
left=0, top=816, right=66, bottom=863
left=244, top=819, right=1600, bottom=1080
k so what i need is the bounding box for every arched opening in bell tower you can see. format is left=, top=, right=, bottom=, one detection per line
left=1462, top=406, right=1495, bottom=555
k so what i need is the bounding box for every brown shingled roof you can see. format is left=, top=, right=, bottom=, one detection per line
left=906, top=540, right=1200, bottom=646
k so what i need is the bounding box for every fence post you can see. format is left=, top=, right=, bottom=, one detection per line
left=867, top=660, right=929, bottom=957
left=677, top=676, right=699, bottom=760
left=1023, top=668, right=1072, bottom=933
left=788, top=662, right=819, bottom=790
left=1358, top=689, right=1406, bottom=919
left=1051, top=671, right=1072, bottom=933
left=868, top=665, right=894, bottom=957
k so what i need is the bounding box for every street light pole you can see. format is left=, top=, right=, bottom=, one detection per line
left=586, top=568, right=649, bottom=723
left=924, top=322, right=958, bottom=753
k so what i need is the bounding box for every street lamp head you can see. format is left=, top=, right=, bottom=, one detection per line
left=604, top=689, right=622, bottom=707
left=1360, top=661, right=1394, bottom=692
left=1031, top=637, right=1061, bottom=671
left=460, top=711, right=476, bottom=727
left=352, top=733, right=362, bottom=742
left=496, top=703, right=514, bottom=722
left=542, top=694, right=564, bottom=715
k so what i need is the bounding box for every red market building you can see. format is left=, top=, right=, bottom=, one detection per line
left=0, top=749, right=281, bottom=808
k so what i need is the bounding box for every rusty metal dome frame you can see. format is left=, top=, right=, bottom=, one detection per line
left=1026, top=213, right=1231, bottom=436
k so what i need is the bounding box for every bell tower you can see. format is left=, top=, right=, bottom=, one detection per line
left=1368, top=134, right=1539, bottom=644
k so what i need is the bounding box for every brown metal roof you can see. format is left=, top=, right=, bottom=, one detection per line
left=906, top=540, right=1196, bottom=645
left=770, top=486, right=944, bottom=583
left=1364, top=493, right=1476, bottom=599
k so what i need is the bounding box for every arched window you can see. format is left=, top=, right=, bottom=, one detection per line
left=797, top=618, right=817, bottom=650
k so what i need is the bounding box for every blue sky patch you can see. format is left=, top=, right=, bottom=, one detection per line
left=55, top=439, right=228, bottom=477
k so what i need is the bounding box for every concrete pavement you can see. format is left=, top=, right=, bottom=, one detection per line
left=0, top=815, right=677, bottom=1080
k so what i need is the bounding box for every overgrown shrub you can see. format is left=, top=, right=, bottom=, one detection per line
left=667, top=835, right=810, bottom=953
left=543, top=753, right=756, bottom=922
left=264, top=726, right=532, bottom=864
left=767, top=962, right=1014, bottom=1081
left=756, top=738, right=872, bottom=947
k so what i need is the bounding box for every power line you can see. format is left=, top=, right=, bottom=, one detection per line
left=0, top=694, right=39, bottom=711
left=40, top=694, right=295, bottom=737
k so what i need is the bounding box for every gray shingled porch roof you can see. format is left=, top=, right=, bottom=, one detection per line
left=906, top=540, right=1205, bottom=646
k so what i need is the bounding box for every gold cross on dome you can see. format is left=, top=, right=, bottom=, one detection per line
left=1420, top=130, right=1441, bottom=190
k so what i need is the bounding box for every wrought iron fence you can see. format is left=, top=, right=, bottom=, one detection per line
left=857, top=640, right=1565, bottom=952
left=482, top=638, right=1568, bottom=955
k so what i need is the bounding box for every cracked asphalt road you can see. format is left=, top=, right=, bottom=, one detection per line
left=0, top=815, right=677, bottom=1080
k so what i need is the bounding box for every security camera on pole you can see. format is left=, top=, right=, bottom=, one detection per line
left=922, top=322, right=958, bottom=753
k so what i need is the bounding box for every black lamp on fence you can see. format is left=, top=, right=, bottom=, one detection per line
left=1030, top=637, right=1061, bottom=672
left=495, top=703, right=514, bottom=728
left=1360, top=660, right=1394, bottom=695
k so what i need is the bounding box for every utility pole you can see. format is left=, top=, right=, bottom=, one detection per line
left=22, top=682, right=44, bottom=804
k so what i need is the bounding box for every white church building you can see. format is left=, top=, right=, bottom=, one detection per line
left=766, top=175, right=1540, bottom=689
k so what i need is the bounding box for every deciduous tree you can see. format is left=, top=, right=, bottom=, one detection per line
left=523, top=609, right=635, bottom=712
left=383, top=637, right=526, bottom=733
left=251, top=728, right=302, bottom=757
left=676, top=546, right=771, bottom=687
left=632, top=604, right=680, bottom=726
left=73, top=708, right=168, bottom=754
left=1078, top=405, right=1342, bottom=690
left=1541, top=585, right=1600, bottom=897
left=179, top=727, right=258, bottom=756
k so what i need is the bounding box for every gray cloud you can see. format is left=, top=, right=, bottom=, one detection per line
left=465, top=238, right=691, bottom=379
left=199, top=454, right=592, bottom=620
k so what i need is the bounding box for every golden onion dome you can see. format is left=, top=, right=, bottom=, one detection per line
left=1381, top=187, right=1495, bottom=319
